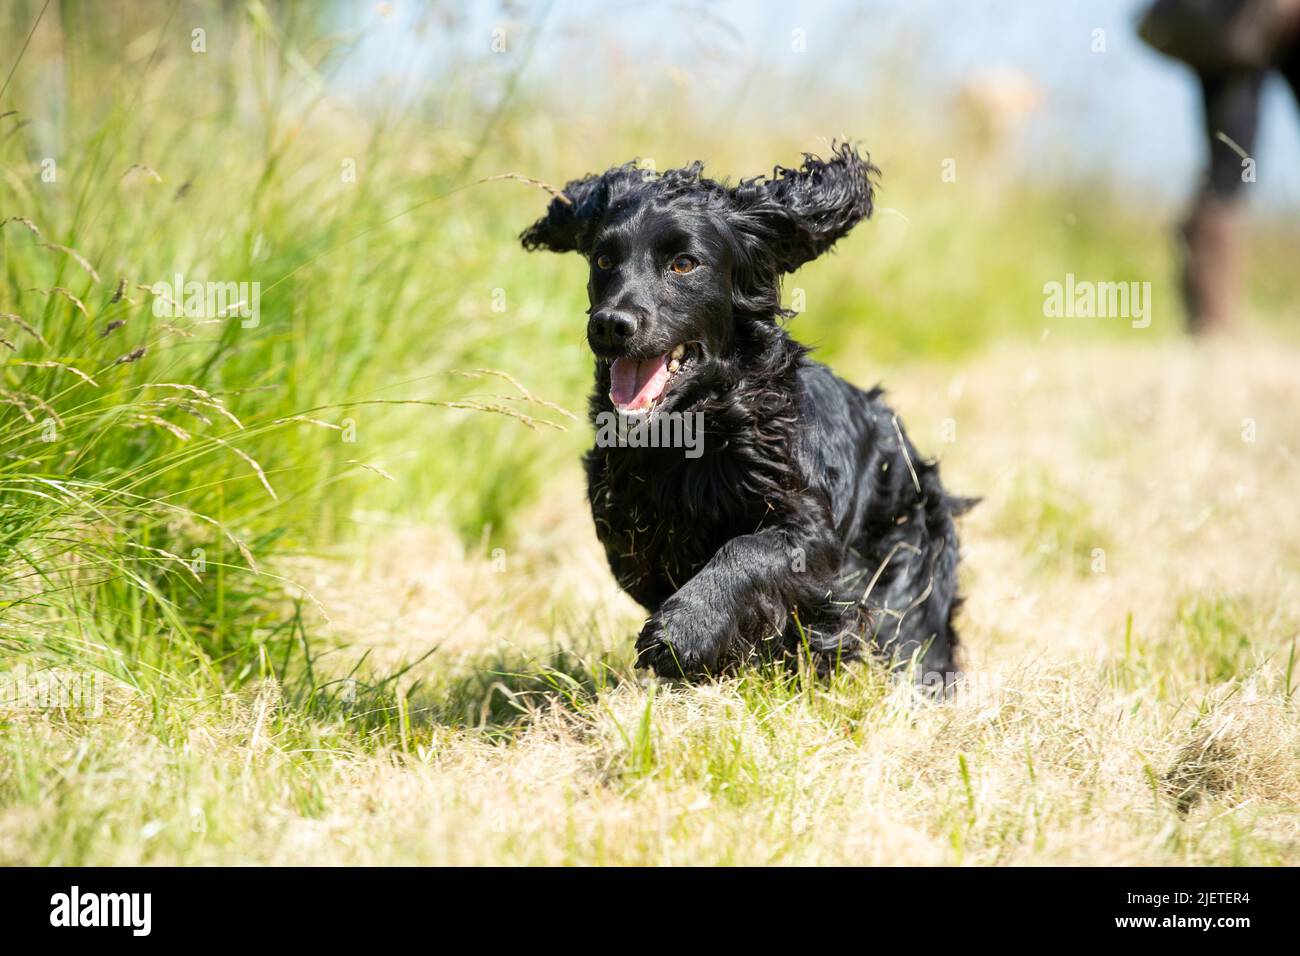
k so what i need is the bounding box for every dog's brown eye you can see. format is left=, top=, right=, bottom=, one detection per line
left=670, top=255, right=697, bottom=275
left=595, top=253, right=614, bottom=271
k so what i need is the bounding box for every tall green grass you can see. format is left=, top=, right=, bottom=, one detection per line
left=0, top=1, right=576, bottom=713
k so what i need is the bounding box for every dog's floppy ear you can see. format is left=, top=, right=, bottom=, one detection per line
left=730, top=142, right=877, bottom=273
left=520, top=164, right=646, bottom=254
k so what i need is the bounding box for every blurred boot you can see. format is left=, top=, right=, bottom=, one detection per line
left=1180, top=195, right=1245, bottom=335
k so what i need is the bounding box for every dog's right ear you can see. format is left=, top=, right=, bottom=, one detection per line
left=519, top=164, right=644, bottom=254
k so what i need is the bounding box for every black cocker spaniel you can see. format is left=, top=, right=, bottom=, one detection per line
left=521, top=144, right=973, bottom=686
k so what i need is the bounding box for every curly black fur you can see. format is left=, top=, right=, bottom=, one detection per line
left=521, top=144, right=971, bottom=684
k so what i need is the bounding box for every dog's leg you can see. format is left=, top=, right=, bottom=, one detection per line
left=634, top=518, right=840, bottom=678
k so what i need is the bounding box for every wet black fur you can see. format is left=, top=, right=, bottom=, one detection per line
left=521, top=144, right=971, bottom=682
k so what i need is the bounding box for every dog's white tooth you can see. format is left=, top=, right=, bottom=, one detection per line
left=671, top=344, right=685, bottom=361
left=668, top=359, right=680, bottom=373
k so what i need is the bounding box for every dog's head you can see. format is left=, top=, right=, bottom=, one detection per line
left=520, top=144, right=877, bottom=414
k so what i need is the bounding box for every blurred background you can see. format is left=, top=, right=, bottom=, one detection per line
left=339, top=0, right=1300, bottom=207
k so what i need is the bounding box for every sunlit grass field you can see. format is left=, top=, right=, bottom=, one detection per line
left=1, top=2, right=1298, bottom=865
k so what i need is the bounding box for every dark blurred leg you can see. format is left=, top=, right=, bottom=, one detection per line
left=1181, top=69, right=1263, bottom=334
left=1199, top=70, right=1263, bottom=198
left=1279, top=33, right=1300, bottom=106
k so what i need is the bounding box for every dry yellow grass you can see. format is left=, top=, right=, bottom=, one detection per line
left=3, top=335, right=1298, bottom=865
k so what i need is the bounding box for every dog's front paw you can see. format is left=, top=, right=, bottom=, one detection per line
left=634, top=600, right=729, bottom=678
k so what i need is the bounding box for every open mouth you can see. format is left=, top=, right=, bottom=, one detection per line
left=608, top=344, right=695, bottom=414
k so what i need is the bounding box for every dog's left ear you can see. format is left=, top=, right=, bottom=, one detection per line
left=731, top=142, right=877, bottom=273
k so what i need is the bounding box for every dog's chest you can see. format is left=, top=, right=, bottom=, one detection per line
left=586, top=445, right=770, bottom=606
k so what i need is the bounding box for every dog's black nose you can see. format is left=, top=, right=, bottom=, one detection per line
left=588, top=310, right=637, bottom=349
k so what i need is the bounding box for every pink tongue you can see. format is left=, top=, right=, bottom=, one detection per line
left=610, top=354, right=671, bottom=411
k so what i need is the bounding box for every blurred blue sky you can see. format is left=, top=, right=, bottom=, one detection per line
left=342, top=0, right=1300, bottom=209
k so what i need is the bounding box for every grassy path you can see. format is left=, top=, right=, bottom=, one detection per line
left=4, top=338, right=1297, bottom=865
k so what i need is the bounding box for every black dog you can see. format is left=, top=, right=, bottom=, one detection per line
left=521, top=144, right=970, bottom=683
